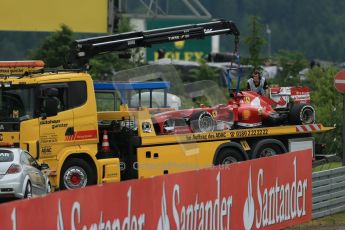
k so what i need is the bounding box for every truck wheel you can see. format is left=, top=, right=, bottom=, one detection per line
left=190, top=111, right=215, bottom=133
left=60, top=158, right=96, bottom=190
left=252, top=140, right=286, bottom=159
left=215, top=148, right=244, bottom=165
left=289, top=104, right=315, bottom=125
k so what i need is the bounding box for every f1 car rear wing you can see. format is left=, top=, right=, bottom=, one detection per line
left=65, top=19, right=240, bottom=70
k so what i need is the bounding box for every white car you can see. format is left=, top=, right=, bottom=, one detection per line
left=0, top=148, right=51, bottom=199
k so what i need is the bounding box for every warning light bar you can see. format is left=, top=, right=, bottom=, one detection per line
left=0, top=60, right=45, bottom=76
left=0, top=142, right=14, bottom=147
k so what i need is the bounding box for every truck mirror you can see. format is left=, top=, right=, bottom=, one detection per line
left=39, top=163, right=50, bottom=170
left=41, top=97, right=58, bottom=118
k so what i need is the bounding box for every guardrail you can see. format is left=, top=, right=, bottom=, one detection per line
left=312, top=166, right=345, bottom=219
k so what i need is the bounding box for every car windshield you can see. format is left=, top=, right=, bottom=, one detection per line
left=0, top=85, right=36, bottom=121
left=0, top=150, right=14, bottom=162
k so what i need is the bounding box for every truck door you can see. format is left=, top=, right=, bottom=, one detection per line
left=38, top=84, right=74, bottom=159
left=20, top=118, right=40, bottom=158
left=71, top=81, right=98, bottom=148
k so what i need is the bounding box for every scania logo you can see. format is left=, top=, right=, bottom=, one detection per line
left=0, top=124, right=4, bottom=130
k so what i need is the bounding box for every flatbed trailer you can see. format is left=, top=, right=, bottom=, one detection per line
left=139, top=124, right=331, bottom=145
left=97, top=110, right=333, bottom=179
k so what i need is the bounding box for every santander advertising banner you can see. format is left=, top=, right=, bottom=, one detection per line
left=0, top=150, right=312, bottom=230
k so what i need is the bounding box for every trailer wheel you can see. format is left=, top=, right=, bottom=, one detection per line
left=253, top=143, right=284, bottom=158
left=190, top=111, right=215, bottom=133
left=215, top=148, right=244, bottom=165
left=60, top=158, right=96, bottom=190
left=289, top=104, right=315, bottom=125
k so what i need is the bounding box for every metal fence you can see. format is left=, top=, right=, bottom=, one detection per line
left=312, top=166, right=345, bottom=219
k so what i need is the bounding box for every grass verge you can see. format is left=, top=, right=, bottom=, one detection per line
left=288, top=211, right=345, bottom=229
left=313, top=161, right=342, bottom=172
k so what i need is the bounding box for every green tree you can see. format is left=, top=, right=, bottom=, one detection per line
left=28, top=25, right=74, bottom=67
left=243, top=16, right=266, bottom=69
left=89, top=50, right=142, bottom=80
left=28, top=16, right=143, bottom=77
left=308, top=67, right=342, bottom=155
left=272, top=50, right=308, bottom=86
left=188, top=59, right=218, bottom=81
left=89, top=16, right=145, bottom=80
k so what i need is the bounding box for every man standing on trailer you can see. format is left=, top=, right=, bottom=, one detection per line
left=247, top=69, right=269, bottom=96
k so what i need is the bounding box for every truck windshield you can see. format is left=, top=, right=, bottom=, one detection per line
left=0, top=85, right=36, bottom=121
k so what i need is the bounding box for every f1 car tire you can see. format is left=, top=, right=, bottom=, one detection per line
left=60, top=158, right=96, bottom=190
left=190, top=111, right=215, bottom=133
left=214, top=147, right=244, bottom=165
left=289, top=104, right=315, bottom=125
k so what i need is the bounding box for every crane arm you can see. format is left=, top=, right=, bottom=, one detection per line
left=65, top=19, right=240, bottom=69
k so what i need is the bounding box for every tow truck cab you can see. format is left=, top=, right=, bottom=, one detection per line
left=0, top=20, right=241, bottom=189
left=0, top=62, right=121, bottom=190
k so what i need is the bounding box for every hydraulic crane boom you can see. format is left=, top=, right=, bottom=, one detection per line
left=65, top=19, right=240, bottom=69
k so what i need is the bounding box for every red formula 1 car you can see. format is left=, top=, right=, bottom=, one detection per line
left=152, top=87, right=315, bottom=134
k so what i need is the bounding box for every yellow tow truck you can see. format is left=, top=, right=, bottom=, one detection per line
left=0, top=20, right=333, bottom=190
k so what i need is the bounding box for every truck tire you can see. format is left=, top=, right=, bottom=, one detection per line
left=252, top=139, right=286, bottom=159
left=214, top=147, right=244, bottom=165
left=190, top=111, right=215, bottom=133
left=289, top=104, right=315, bottom=125
left=60, top=158, right=96, bottom=190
